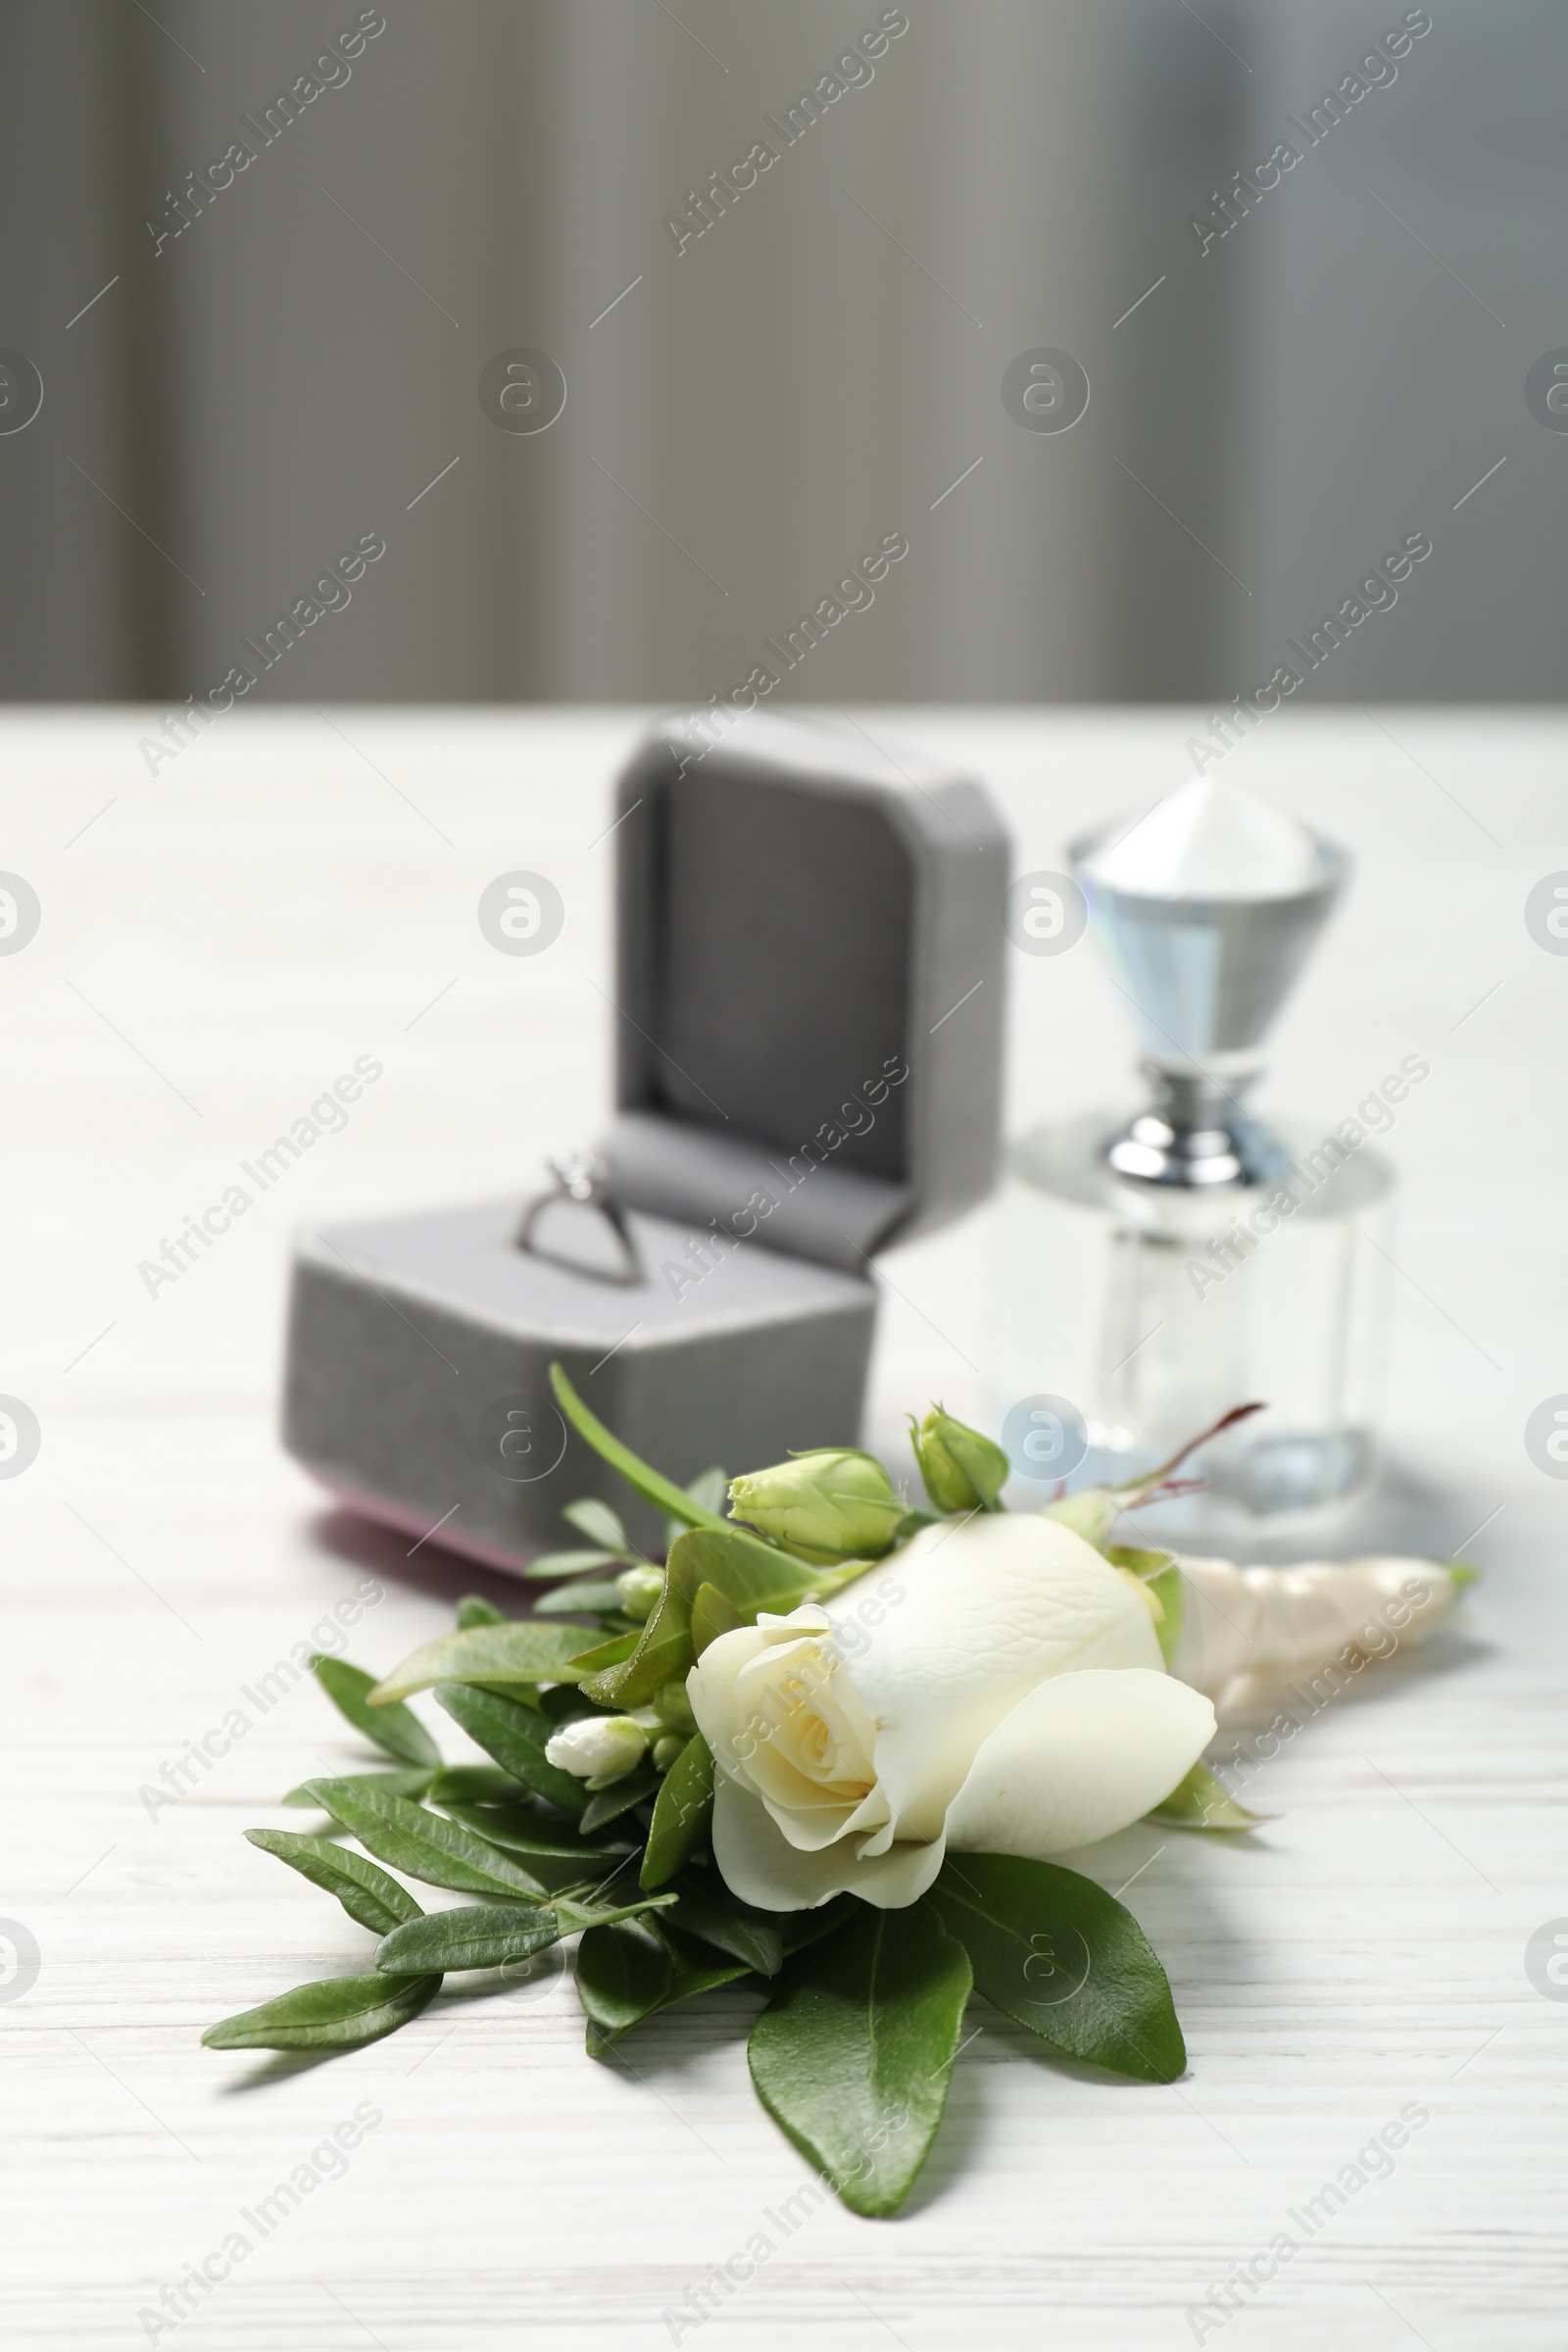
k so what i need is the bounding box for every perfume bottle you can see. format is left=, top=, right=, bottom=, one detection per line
left=992, top=779, right=1396, bottom=1533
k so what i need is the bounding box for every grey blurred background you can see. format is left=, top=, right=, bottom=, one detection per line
left=1, top=0, right=1560, bottom=704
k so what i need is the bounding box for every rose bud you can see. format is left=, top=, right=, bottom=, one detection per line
left=727, top=1449, right=905, bottom=1566
left=544, top=1713, right=649, bottom=1789
left=908, top=1404, right=1009, bottom=1514
left=615, top=1565, right=665, bottom=1622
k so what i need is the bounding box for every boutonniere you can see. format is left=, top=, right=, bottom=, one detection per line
left=204, top=1373, right=1469, bottom=2215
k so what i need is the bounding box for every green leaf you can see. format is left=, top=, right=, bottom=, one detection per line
left=456, top=1593, right=509, bottom=1628
left=202, top=1970, right=441, bottom=2052
left=303, top=1778, right=550, bottom=1901
left=550, top=1362, right=732, bottom=1536
left=563, top=1497, right=631, bottom=1552
left=521, top=1546, right=621, bottom=1580
left=370, top=1620, right=597, bottom=1704
left=444, top=1681, right=555, bottom=1745
left=428, top=1763, right=529, bottom=1805
left=582, top=1525, right=828, bottom=1710
left=580, top=1765, right=658, bottom=1834
left=281, top=1766, right=434, bottom=1808
left=1104, top=1544, right=1184, bottom=1669
left=780, top=1896, right=856, bottom=1954
left=666, top=1878, right=783, bottom=1977
left=376, top=1903, right=559, bottom=1974
left=434, top=1683, right=591, bottom=1818
left=575, top=1915, right=752, bottom=2054
left=927, top=1854, right=1185, bottom=2083
left=433, top=1800, right=623, bottom=1866
left=748, top=1902, right=972, bottom=2218
left=565, top=1629, right=640, bottom=1675
left=243, top=1829, right=423, bottom=1936
left=377, top=1890, right=673, bottom=1976
left=655, top=1679, right=697, bottom=1738
left=673, top=1525, right=834, bottom=1617
left=308, top=1655, right=441, bottom=1768
left=578, top=1583, right=695, bottom=1710
left=533, top=1577, right=629, bottom=1617
left=641, top=1734, right=713, bottom=1888
left=1147, top=1761, right=1265, bottom=1833
left=691, top=1581, right=746, bottom=1655
left=537, top=1683, right=597, bottom=1724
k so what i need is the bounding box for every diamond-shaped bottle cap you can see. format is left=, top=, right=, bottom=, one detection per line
left=1071, top=779, right=1347, bottom=1069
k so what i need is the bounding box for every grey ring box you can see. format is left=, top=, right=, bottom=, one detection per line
left=282, top=711, right=1009, bottom=1570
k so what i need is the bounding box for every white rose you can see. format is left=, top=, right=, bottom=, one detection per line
left=685, top=1512, right=1215, bottom=1911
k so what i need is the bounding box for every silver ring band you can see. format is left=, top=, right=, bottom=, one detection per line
left=514, top=1150, right=644, bottom=1286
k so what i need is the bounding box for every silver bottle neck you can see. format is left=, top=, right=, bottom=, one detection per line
left=1103, top=1066, right=1288, bottom=1189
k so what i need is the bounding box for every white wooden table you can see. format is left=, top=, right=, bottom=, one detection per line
left=3, top=708, right=1564, bottom=2351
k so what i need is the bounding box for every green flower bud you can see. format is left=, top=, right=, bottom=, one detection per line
left=908, top=1405, right=1010, bottom=1514
left=727, top=1448, right=904, bottom=1567
left=615, top=1565, right=664, bottom=1622
left=651, top=1734, right=685, bottom=1772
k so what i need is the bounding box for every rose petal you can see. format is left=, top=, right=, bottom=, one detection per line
left=825, top=1515, right=1162, bottom=1841
left=686, top=1618, right=793, bottom=1792
left=944, top=1668, right=1215, bottom=1860
left=710, top=1776, right=946, bottom=1912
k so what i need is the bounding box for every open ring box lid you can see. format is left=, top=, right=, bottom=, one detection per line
left=282, top=710, right=1008, bottom=1571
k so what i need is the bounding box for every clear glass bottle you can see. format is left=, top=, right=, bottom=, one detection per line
left=992, top=781, right=1395, bottom=1537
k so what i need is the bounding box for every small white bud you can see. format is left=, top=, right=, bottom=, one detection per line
left=544, top=1713, right=649, bottom=1788
left=615, top=1565, right=664, bottom=1622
